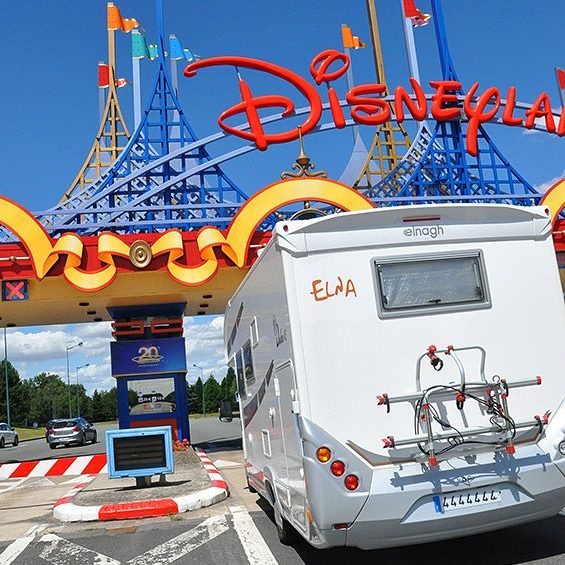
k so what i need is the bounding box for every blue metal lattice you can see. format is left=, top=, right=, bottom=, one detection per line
left=37, top=0, right=248, bottom=237
left=363, top=0, right=540, bottom=207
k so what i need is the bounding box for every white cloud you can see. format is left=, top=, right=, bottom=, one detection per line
left=184, top=315, right=228, bottom=384
left=522, top=117, right=550, bottom=135
left=535, top=169, right=565, bottom=194
left=4, top=316, right=229, bottom=393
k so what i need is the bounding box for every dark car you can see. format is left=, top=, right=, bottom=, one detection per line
left=46, top=418, right=97, bottom=449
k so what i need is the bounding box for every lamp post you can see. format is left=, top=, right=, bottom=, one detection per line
left=193, top=364, right=205, bottom=415
left=3, top=328, right=10, bottom=427
left=66, top=342, right=83, bottom=418
left=75, top=363, right=90, bottom=417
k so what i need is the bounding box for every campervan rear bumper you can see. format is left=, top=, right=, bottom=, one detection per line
left=342, top=455, right=565, bottom=550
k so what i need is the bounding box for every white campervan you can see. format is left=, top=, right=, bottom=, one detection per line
left=223, top=204, right=565, bottom=550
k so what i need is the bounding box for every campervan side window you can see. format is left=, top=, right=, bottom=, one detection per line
left=235, top=351, right=246, bottom=397
left=242, top=340, right=256, bottom=387
left=250, top=317, right=259, bottom=347
left=374, top=251, right=490, bottom=317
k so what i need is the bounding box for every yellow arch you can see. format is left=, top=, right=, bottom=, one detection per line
left=0, top=178, right=375, bottom=291
left=540, top=178, right=565, bottom=226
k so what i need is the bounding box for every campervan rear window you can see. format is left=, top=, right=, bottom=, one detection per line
left=374, top=251, right=490, bottom=317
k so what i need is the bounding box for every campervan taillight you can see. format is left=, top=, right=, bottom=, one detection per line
left=316, top=447, right=331, bottom=463
left=330, top=461, right=345, bottom=477
left=344, top=474, right=359, bottom=491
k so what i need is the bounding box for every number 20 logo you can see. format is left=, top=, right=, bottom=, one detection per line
left=132, top=346, right=163, bottom=365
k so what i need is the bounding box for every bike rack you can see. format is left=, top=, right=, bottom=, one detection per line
left=376, top=344, right=548, bottom=467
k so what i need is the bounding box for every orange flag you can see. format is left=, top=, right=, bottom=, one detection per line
left=403, top=0, right=431, bottom=27
left=341, top=24, right=366, bottom=50
left=107, top=3, right=139, bottom=33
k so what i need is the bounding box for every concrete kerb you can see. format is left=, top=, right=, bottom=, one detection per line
left=53, top=448, right=229, bottom=522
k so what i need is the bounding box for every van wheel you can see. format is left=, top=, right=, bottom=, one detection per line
left=0, top=437, right=4, bottom=449
left=49, top=443, right=56, bottom=450
left=274, top=501, right=300, bottom=546
left=13, top=436, right=18, bottom=447
left=266, top=482, right=299, bottom=547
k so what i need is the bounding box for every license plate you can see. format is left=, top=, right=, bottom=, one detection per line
left=433, top=488, right=502, bottom=513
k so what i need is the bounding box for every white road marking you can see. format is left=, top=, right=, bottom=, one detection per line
left=0, top=524, right=47, bottom=565
left=230, top=505, right=278, bottom=565
left=212, top=459, right=244, bottom=469
left=38, top=533, right=120, bottom=565
left=126, top=514, right=229, bottom=565
left=60, top=476, right=90, bottom=485
left=28, top=477, right=57, bottom=488
left=0, top=536, right=36, bottom=565
left=0, top=478, right=26, bottom=495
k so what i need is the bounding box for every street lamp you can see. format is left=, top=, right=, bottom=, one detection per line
left=75, top=363, right=90, bottom=417
left=3, top=328, right=10, bottom=427
left=193, top=364, right=205, bottom=415
left=66, top=342, right=83, bottom=418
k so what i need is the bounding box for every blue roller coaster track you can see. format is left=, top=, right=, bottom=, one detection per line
left=1, top=0, right=543, bottom=244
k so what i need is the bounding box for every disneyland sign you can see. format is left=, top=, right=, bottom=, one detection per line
left=184, top=49, right=563, bottom=157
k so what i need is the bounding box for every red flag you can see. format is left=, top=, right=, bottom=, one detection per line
left=115, top=77, right=128, bottom=88
left=98, top=62, right=109, bottom=88
left=557, top=68, right=565, bottom=90
left=403, top=0, right=431, bottom=27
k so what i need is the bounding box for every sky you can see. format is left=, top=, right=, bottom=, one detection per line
left=2, top=0, right=565, bottom=392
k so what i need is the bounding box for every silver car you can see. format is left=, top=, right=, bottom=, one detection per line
left=0, top=423, right=18, bottom=447
left=46, top=418, right=97, bottom=449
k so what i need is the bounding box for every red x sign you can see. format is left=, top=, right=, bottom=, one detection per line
left=2, top=280, right=28, bottom=301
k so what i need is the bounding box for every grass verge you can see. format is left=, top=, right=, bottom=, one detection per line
left=14, top=427, right=45, bottom=441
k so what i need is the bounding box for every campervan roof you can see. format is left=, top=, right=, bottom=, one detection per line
left=272, top=204, right=551, bottom=254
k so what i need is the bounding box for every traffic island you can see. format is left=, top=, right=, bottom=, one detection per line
left=53, top=447, right=228, bottom=522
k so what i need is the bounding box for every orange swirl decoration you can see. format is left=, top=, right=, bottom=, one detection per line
left=0, top=178, right=374, bottom=291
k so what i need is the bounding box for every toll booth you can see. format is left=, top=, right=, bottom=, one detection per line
left=109, top=303, right=190, bottom=442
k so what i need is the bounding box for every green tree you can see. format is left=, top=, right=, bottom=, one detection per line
left=100, top=388, right=118, bottom=421
left=0, top=360, right=24, bottom=425
left=220, top=366, right=237, bottom=404
left=203, top=375, right=222, bottom=414
left=91, top=390, right=104, bottom=422
left=189, top=377, right=203, bottom=414
left=25, top=372, right=68, bottom=424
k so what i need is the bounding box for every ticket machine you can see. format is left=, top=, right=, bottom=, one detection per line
left=109, top=303, right=190, bottom=441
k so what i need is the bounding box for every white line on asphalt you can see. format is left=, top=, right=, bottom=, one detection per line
left=0, top=535, right=35, bottom=565
left=0, top=478, right=26, bottom=495
left=230, top=505, right=278, bottom=565
left=38, top=533, right=120, bottom=565
left=0, top=524, right=47, bottom=565
left=126, top=514, right=229, bottom=565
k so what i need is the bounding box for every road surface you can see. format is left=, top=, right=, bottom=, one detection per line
left=0, top=417, right=242, bottom=464
left=2, top=418, right=564, bottom=564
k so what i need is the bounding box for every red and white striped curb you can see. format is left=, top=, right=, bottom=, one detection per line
left=53, top=448, right=229, bottom=522
left=194, top=448, right=230, bottom=491
left=0, top=454, right=107, bottom=479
